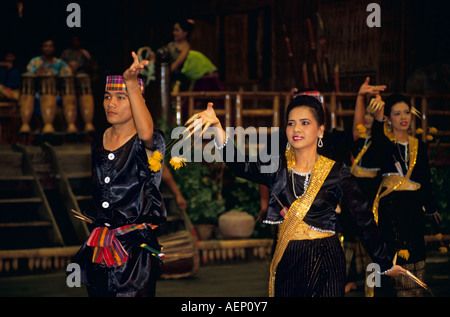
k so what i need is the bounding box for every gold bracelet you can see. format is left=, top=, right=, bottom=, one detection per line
left=126, top=86, right=140, bottom=95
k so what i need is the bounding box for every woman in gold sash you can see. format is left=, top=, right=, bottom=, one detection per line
left=195, top=96, right=405, bottom=297
left=371, top=94, right=441, bottom=297
left=341, top=78, right=386, bottom=293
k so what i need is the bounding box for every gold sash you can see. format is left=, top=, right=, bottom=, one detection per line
left=372, top=136, right=419, bottom=224
left=291, top=221, right=334, bottom=240
left=350, top=141, right=379, bottom=178
left=351, top=165, right=379, bottom=178
left=381, top=175, right=420, bottom=191
left=366, top=136, right=419, bottom=297
left=350, top=140, right=371, bottom=174
left=269, top=155, right=335, bottom=297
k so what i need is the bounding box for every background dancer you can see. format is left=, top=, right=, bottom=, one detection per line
left=371, top=93, right=442, bottom=296
left=341, top=77, right=386, bottom=293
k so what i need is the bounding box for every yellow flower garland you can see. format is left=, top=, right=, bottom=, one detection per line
left=148, top=150, right=163, bottom=172
left=169, top=156, right=187, bottom=170
left=356, top=124, right=368, bottom=138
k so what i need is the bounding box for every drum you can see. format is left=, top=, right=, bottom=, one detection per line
left=60, top=75, right=77, bottom=133
left=39, top=75, right=57, bottom=133
left=76, top=74, right=95, bottom=132
left=18, top=74, right=36, bottom=133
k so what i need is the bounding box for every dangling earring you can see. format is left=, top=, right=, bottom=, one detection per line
left=286, top=142, right=291, bottom=151
left=318, top=136, right=323, bottom=148
left=388, top=121, right=392, bottom=132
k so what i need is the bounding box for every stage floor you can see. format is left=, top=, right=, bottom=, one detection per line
left=0, top=250, right=449, bottom=298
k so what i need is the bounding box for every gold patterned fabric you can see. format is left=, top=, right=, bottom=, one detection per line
left=350, top=141, right=372, bottom=173
left=290, top=221, right=334, bottom=240
left=381, top=175, right=420, bottom=191
left=351, top=165, right=379, bottom=178
left=350, top=140, right=380, bottom=178
left=269, top=155, right=335, bottom=297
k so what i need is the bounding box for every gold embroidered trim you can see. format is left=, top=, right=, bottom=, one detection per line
left=372, top=136, right=419, bottom=224
left=285, top=144, right=296, bottom=172
left=350, top=140, right=376, bottom=177
left=269, top=155, right=335, bottom=297
left=381, top=174, right=420, bottom=191
left=384, top=121, right=397, bottom=141
left=290, top=221, right=334, bottom=240
left=351, top=165, right=379, bottom=178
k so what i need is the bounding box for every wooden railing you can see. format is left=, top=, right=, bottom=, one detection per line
left=172, top=91, right=450, bottom=147
left=172, top=91, right=292, bottom=128
left=7, top=87, right=449, bottom=149
left=323, top=92, right=450, bottom=145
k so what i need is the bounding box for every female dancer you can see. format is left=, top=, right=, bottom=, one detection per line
left=71, top=52, right=166, bottom=297
left=167, top=19, right=224, bottom=92
left=342, top=78, right=386, bottom=293
left=371, top=93, right=441, bottom=296
left=196, top=97, right=405, bottom=297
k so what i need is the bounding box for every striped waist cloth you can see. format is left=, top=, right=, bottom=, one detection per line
left=86, top=223, right=161, bottom=267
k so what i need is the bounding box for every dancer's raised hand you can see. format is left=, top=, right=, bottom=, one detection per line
left=123, top=51, right=149, bottom=82
left=358, top=77, right=386, bottom=97
left=185, top=102, right=226, bottom=146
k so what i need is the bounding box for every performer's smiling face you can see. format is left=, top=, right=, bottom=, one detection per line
left=103, top=91, right=132, bottom=124
left=388, top=101, right=411, bottom=133
left=286, top=106, right=324, bottom=150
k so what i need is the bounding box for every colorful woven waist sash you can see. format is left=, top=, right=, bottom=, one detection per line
left=86, top=223, right=162, bottom=267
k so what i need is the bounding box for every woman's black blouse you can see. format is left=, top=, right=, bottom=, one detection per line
left=371, top=119, right=438, bottom=215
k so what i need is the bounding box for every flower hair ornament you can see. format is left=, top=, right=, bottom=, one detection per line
left=291, top=88, right=323, bottom=103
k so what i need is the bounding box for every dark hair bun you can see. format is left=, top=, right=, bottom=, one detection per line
left=286, top=95, right=325, bottom=126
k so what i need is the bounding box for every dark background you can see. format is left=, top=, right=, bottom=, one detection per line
left=1, top=0, right=449, bottom=130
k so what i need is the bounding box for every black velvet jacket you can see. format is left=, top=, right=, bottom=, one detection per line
left=220, top=142, right=393, bottom=272
left=89, top=130, right=166, bottom=227
left=72, top=130, right=166, bottom=294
